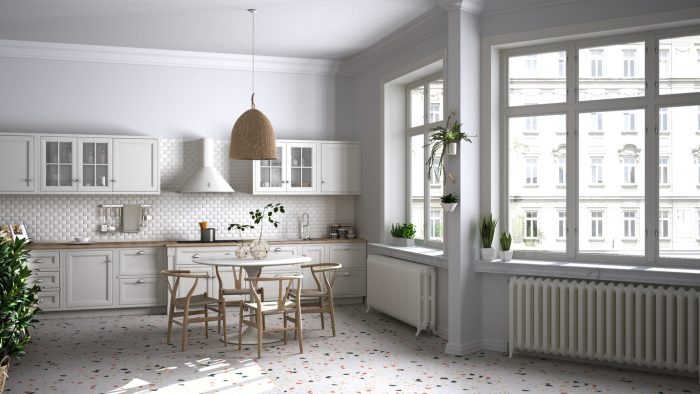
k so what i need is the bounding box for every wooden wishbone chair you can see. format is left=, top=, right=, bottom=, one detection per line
left=291, top=263, right=342, bottom=336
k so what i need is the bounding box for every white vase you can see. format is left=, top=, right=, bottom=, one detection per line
left=501, top=250, right=513, bottom=262
left=235, top=243, right=250, bottom=259
left=441, top=202, right=458, bottom=212
left=447, top=142, right=458, bottom=156
left=393, top=237, right=415, bottom=247
left=480, top=247, right=495, bottom=261
left=249, top=240, right=270, bottom=259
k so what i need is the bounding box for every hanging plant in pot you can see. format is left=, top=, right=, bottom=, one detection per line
left=390, top=223, right=417, bottom=247
left=425, top=111, right=475, bottom=183
left=0, top=236, right=41, bottom=391
left=248, top=203, right=285, bottom=259
left=440, top=193, right=459, bottom=212
left=500, top=231, right=513, bottom=262
left=478, top=214, right=498, bottom=261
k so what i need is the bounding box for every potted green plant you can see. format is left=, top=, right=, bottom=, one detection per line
left=390, top=223, right=417, bottom=247
left=440, top=193, right=459, bottom=212
left=500, top=231, right=513, bottom=261
left=478, top=214, right=498, bottom=261
left=425, top=111, right=475, bottom=182
left=248, top=203, right=285, bottom=259
left=227, top=223, right=255, bottom=258
left=0, top=236, right=41, bottom=391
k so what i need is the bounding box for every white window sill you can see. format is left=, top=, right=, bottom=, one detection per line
left=473, top=259, right=700, bottom=287
left=556, top=237, right=566, bottom=241
left=588, top=238, right=605, bottom=242
left=621, top=131, right=638, bottom=135
left=589, top=183, right=605, bottom=188
left=556, top=184, right=566, bottom=189
left=523, top=184, right=539, bottom=188
left=588, top=131, right=604, bottom=136
left=659, top=238, right=671, bottom=242
left=660, top=184, right=670, bottom=188
left=368, top=242, right=446, bottom=269
left=621, top=184, right=637, bottom=189
left=621, top=238, right=638, bottom=242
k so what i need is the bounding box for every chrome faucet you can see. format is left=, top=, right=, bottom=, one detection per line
left=301, top=212, right=310, bottom=240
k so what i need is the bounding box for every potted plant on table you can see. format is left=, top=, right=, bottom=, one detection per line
left=425, top=111, right=475, bottom=183
left=227, top=223, right=255, bottom=258
left=500, top=231, right=513, bottom=262
left=0, top=236, right=41, bottom=391
left=440, top=193, right=459, bottom=212
left=390, top=223, right=417, bottom=247
left=248, top=203, right=285, bottom=259
left=478, top=214, right=498, bottom=261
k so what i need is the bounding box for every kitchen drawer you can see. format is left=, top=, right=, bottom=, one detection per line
left=269, top=245, right=298, bottom=257
left=28, top=250, right=60, bottom=270
left=329, top=244, right=366, bottom=269
left=119, top=248, right=165, bottom=276
left=38, top=290, right=60, bottom=310
left=172, top=265, right=215, bottom=299
left=332, top=269, right=366, bottom=298
left=177, top=248, right=237, bottom=265
left=118, top=277, right=166, bottom=306
left=30, top=271, right=60, bottom=290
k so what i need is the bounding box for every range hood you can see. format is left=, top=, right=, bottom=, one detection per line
left=181, top=138, right=234, bottom=193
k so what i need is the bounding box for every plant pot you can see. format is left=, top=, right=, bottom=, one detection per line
left=235, top=242, right=250, bottom=259
left=480, top=247, right=495, bottom=261
left=393, top=237, right=415, bottom=247
left=447, top=142, right=458, bottom=156
left=501, top=250, right=513, bottom=262
left=0, top=356, right=9, bottom=392
left=441, top=202, right=458, bottom=212
left=249, top=240, right=270, bottom=259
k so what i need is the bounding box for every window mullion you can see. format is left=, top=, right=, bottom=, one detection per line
left=567, top=43, right=578, bottom=260
left=645, top=33, right=659, bottom=264
left=424, top=130, right=431, bottom=243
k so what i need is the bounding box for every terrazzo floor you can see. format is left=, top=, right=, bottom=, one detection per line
left=5, top=305, right=699, bottom=393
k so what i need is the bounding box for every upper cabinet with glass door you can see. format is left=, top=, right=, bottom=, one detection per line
left=254, top=145, right=286, bottom=193
left=78, top=138, right=111, bottom=192
left=41, top=136, right=78, bottom=192
left=253, top=142, right=318, bottom=194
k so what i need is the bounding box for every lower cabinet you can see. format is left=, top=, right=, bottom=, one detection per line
left=64, top=249, right=114, bottom=308
left=118, top=277, right=166, bottom=306
left=300, top=243, right=366, bottom=298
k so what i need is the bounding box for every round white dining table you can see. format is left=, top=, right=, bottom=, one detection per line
left=192, top=254, right=311, bottom=345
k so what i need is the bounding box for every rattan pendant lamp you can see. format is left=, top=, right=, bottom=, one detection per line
left=229, top=9, right=277, bottom=160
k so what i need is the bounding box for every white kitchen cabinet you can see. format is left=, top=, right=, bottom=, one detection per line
left=64, top=249, right=114, bottom=308
left=112, top=138, right=159, bottom=193
left=0, top=135, right=35, bottom=193
left=253, top=142, right=317, bottom=194
left=300, top=244, right=326, bottom=289
left=117, top=248, right=166, bottom=307
left=78, top=138, right=111, bottom=192
left=329, top=243, right=366, bottom=269
left=40, top=136, right=77, bottom=192
left=118, top=277, right=166, bottom=306
left=320, top=142, right=361, bottom=194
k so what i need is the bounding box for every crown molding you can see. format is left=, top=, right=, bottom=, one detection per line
left=339, top=6, right=448, bottom=76
left=0, top=39, right=341, bottom=76
left=480, top=0, right=580, bottom=16
left=437, top=0, right=485, bottom=14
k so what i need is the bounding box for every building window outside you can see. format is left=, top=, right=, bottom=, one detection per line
left=659, top=157, right=669, bottom=185
left=659, top=49, right=669, bottom=78
left=623, top=49, right=636, bottom=77
left=697, top=106, right=700, bottom=130
left=591, top=157, right=603, bottom=184
left=659, top=210, right=670, bottom=239
left=591, top=112, right=603, bottom=132
left=525, top=211, right=538, bottom=239
left=525, top=157, right=538, bottom=185
left=590, top=49, right=603, bottom=77
left=407, top=74, right=444, bottom=246
left=558, top=52, right=566, bottom=77
left=623, top=112, right=636, bottom=132
left=623, top=157, right=636, bottom=184
left=558, top=211, right=566, bottom=239
left=558, top=156, right=566, bottom=185
left=525, top=116, right=537, bottom=133
left=591, top=211, right=604, bottom=238
left=623, top=210, right=637, bottom=239
left=660, top=107, right=668, bottom=132
left=526, top=55, right=538, bottom=74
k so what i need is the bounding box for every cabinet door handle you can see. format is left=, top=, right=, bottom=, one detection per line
left=225, top=252, right=231, bottom=255
left=23, top=178, right=32, bottom=183
left=344, top=246, right=351, bottom=251
left=136, top=279, right=145, bottom=284
left=34, top=279, right=44, bottom=283
left=111, top=179, right=117, bottom=182
left=321, top=180, right=325, bottom=184
left=136, top=251, right=145, bottom=255
left=72, top=178, right=80, bottom=183
left=343, top=272, right=350, bottom=276
left=273, top=247, right=282, bottom=252
left=38, top=298, right=44, bottom=304
left=106, top=258, right=112, bottom=263
left=192, top=254, right=200, bottom=258
left=33, top=259, right=43, bottom=264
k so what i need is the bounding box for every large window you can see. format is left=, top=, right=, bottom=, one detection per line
left=505, top=29, right=700, bottom=264
left=407, top=74, right=444, bottom=246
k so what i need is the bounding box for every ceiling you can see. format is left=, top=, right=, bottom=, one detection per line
left=0, top=0, right=439, bottom=60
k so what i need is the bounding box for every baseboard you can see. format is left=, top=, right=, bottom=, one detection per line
left=436, top=325, right=448, bottom=340
left=38, top=306, right=165, bottom=319
left=444, top=339, right=482, bottom=355
left=481, top=339, right=508, bottom=353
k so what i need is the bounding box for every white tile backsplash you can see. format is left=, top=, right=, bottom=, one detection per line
left=0, top=139, right=354, bottom=242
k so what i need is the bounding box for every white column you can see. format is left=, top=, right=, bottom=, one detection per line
left=438, top=0, right=484, bottom=355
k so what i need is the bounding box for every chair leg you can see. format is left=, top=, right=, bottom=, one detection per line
left=283, top=312, right=288, bottom=345
left=238, top=304, right=244, bottom=351
left=221, top=300, right=227, bottom=347
left=204, top=306, right=209, bottom=338
left=296, top=309, right=304, bottom=354
left=319, top=296, right=325, bottom=330
left=166, top=304, right=175, bottom=345
left=260, top=288, right=266, bottom=330
left=328, top=295, right=337, bottom=337
left=256, top=310, right=263, bottom=359
left=182, top=309, right=189, bottom=352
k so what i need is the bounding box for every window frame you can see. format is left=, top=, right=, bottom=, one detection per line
left=406, top=72, right=445, bottom=249
left=501, top=26, right=700, bottom=267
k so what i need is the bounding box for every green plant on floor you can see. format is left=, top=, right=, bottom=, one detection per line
left=425, top=111, right=475, bottom=182
left=440, top=193, right=459, bottom=204
left=250, top=203, right=285, bottom=241
left=500, top=231, right=512, bottom=251
left=0, top=236, right=41, bottom=390
left=479, top=214, right=498, bottom=248
left=227, top=223, right=255, bottom=240
left=391, top=223, right=417, bottom=239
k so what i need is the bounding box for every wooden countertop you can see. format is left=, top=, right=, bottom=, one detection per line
left=27, top=238, right=366, bottom=250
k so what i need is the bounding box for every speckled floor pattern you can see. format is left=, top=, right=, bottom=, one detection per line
left=5, top=305, right=699, bottom=393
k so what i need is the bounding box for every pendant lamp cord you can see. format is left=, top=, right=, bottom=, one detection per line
left=249, top=9, right=256, bottom=109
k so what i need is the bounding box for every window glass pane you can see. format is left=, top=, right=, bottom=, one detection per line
left=410, top=86, right=425, bottom=127
left=410, top=134, right=425, bottom=240
left=579, top=109, right=645, bottom=256
left=428, top=80, right=444, bottom=124
left=659, top=35, right=700, bottom=95
left=578, top=42, right=645, bottom=101
left=508, top=114, right=566, bottom=252
left=508, top=51, right=566, bottom=106
left=659, top=105, right=700, bottom=259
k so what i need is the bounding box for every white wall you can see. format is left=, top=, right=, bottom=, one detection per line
left=0, top=51, right=354, bottom=141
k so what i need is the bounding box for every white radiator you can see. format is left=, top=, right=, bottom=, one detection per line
left=367, top=254, right=436, bottom=335
left=509, top=276, right=700, bottom=379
